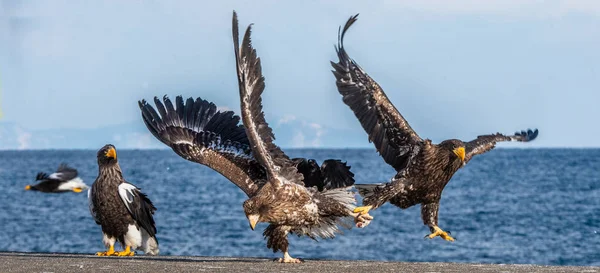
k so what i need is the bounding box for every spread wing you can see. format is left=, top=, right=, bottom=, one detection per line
left=320, top=159, right=355, bottom=190
left=139, top=95, right=267, bottom=197
left=49, top=163, right=78, bottom=181
left=88, top=187, right=100, bottom=225
left=331, top=14, right=423, bottom=172
left=464, top=128, right=539, bottom=163
left=232, top=11, right=303, bottom=188
left=118, top=183, right=157, bottom=237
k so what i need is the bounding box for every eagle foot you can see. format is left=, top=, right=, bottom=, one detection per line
left=96, top=245, right=116, bottom=256
left=425, top=226, right=455, bottom=242
left=352, top=206, right=374, bottom=228
left=115, top=246, right=135, bottom=256
left=277, top=252, right=302, bottom=263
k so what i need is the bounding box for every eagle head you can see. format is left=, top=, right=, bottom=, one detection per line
left=97, top=144, right=118, bottom=165
left=440, top=139, right=466, bottom=162
left=242, top=198, right=262, bottom=230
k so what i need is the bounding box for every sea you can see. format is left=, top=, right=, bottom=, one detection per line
left=0, top=148, right=598, bottom=266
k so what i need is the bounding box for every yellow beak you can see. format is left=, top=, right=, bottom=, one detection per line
left=453, top=147, right=465, bottom=161
left=248, top=214, right=259, bottom=230
left=105, top=147, right=117, bottom=159
left=24, top=185, right=31, bottom=190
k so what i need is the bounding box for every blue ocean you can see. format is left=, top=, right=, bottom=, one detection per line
left=0, top=148, right=598, bottom=266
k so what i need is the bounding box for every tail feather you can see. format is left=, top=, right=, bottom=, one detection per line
left=140, top=228, right=159, bottom=255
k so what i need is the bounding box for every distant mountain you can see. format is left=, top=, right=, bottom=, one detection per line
left=0, top=118, right=370, bottom=150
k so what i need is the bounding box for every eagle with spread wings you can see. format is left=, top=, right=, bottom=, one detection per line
left=137, top=11, right=372, bottom=263
left=331, top=14, right=539, bottom=241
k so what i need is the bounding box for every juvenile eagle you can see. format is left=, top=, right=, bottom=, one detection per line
left=88, top=144, right=159, bottom=256
left=330, top=14, right=539, bottom=241
left=25, top=163, right=88, bottom=193
left=137, top=11, right=372, bottom=263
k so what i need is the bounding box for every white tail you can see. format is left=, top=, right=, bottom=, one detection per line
left=140, top=228, right=159, bottom=255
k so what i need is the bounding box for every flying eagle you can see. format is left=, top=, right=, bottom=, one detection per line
left=25, top=163, right=88, bottom=193
left=330, top=14, right=539, bottom=241
left=136, top=12, right=372, bottom=263
left=88, top=144, right=159, bottom=256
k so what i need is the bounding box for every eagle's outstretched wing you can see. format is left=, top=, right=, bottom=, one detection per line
left=292, top=158, right=355, bottom=191
left=51, top=163, right=78, bottom=181
left=331, top=14, right=423, bottom=172
left=232, top=11, right=303, bottom=188
left=139, top=95, right=267, bottom=197
left=464, top=128, right=539, bottom=163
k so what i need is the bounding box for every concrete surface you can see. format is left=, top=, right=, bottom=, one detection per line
left=0, top=252, right=598, bottom=273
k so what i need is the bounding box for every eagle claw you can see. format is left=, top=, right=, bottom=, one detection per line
left=425, top=226, right=455, bottom=242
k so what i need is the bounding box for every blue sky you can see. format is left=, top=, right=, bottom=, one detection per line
left=0, top=0, right=598, bottom=148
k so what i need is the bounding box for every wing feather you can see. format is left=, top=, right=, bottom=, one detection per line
left=118, top=183, right=157, bottom=237
left=464, top=128, right=539, bottom=163
left=331, top=14, right=423, bottom=172
left=232, top=11, right=303, bottom=188
left=139, top=95, right=267, bottom=197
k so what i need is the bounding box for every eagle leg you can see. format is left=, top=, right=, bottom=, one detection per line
left=96, top=244, right=116, bottom=256
left=421, top=202, right=455, bottom=242
left=115, top=245, right=135, bottom=256
left=425, top=226, right=455, bottom=242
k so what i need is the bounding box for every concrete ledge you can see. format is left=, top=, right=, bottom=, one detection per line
left=1, top=252, right=598, bottom=273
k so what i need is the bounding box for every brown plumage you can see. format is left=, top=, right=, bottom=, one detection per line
left=88, top=144, right=159, bottom=256
left=331, top=14, right=539, bottom=241
left=137, top=11, right=372, bottom=263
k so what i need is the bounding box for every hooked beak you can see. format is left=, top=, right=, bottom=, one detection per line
left=453, top=147, right=465, bottom=161
left=105, top=147, right=117, bottom=159
left=247, top=214, right=259, bottom=230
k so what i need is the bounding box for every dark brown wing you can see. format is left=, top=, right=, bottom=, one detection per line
left=139, top=95, right=266, bottom=197
left=464, top=128, right=539, bottom=163
left=320, top=159, right=355, bottom=190
left=331, top=14, right=423, bottom=172
left=232, top=11, right=303, bottom=188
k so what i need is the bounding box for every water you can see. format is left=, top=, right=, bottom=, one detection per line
left=0, top=148, right=598, bottom=266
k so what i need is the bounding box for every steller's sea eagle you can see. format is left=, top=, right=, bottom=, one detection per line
left=25, top=163, right=88, bottom=193
left=136, top=11, right=373, bottom=263
left=330, top=14, right=539, bottom=242
left=88, top=144, right=159, bottom=256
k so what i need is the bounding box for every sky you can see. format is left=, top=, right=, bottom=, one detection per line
left=0, top=0, right=598, bottom=148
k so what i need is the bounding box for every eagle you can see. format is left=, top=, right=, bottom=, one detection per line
left=25, top=163, right=88, bottom=193
left=330, top=14, right=539, bottom=241
left=136, top=11, right=372, bottom=263
left=88, top=144, right=159, bottom=256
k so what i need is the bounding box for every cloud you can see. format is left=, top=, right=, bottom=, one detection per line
left=277, top=115, right=297, bottom=126
left=289, top=121, right=325, bottom=148
left=15, top=127, right=31, bottom=150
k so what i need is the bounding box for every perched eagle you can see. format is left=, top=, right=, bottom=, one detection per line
left=25, top=163, right=88, bottom=193
left=88, top=144, right=159, bottom=256
left=330, top=14, right=539, bottom=241
left=136, top=12, right=372, bottom=263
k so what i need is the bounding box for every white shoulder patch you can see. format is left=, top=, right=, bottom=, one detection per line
left=118, top=183, right=138, bottom=215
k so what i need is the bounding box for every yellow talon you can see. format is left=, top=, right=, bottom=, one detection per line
left=72, top=188, right=83, bottom=193
left=426, top=226, right=455, bottom=242
left=115, top=246, right=135, bottom=256
left=96, top=245, right=116, bottom=256
left=353, top=205, right=373, bottom=214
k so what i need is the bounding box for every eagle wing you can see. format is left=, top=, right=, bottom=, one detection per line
left=232, top=11, right=304, bottom=188
left=117, top=183, right=157, bottom=237
left=87, top=187, right=100, bottom=225
left=139, top=95, right=267, bottom=197
left=331, top=14, right=423, bottom=172
left=47, top=163, right=78, bottom=182
left=320, top=159, right=355, bottom=190
left=464, top=128, right=539, bottom=163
